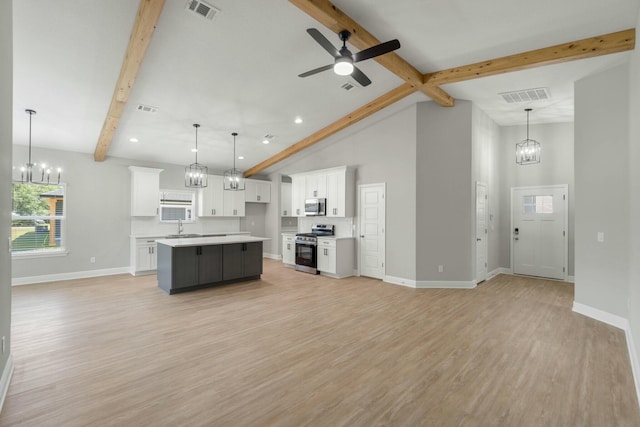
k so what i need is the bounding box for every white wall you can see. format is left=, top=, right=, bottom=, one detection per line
left=574, top=63, right=630, bottom=318
left=269, top=103, right=418, bottom=281
left=416, top=100, right=474, bottom=282
left=498, top=122, right=575, bottom=275
left=0, top=0, right=13, bottom=409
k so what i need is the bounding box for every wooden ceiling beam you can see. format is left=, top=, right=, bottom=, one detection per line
left=244, top=82, right=418, bottom=177
left=94, top=0, right=165, bottom=162
left=289, top=0, right=454, bottom=107
left=424, top=28, right=635, bottom=87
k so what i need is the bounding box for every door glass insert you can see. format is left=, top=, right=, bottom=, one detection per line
left=523, top=195, right=553, bottom=214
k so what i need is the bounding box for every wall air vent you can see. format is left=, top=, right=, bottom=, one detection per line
left=185, top=0, right=220, bottom=20
left=136, top=104, right=158, bottom=114
left=499, top=87, right=551, bottom=103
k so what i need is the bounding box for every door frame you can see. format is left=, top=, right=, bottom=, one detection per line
left=475, top=181, right=488, bottom=283
left=510, top=184, right=569, bottom=280
left=357, top=183, right=386, bottom=279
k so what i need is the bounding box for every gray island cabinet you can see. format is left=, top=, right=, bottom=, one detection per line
left=156, top=235, right=269, bottom=294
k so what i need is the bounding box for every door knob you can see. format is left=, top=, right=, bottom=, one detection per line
left=476, top=238, right=481, bottom=241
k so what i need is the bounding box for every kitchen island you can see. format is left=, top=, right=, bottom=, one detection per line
left=156, top=235, right=270, bottom=294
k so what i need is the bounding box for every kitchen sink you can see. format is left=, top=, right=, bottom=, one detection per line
left=164, top=233, right=201, bottom=239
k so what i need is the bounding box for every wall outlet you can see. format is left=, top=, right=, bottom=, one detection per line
left=597, top=232, right=605, bottom=243
left=90, top=257, right=96, bottom=263
left=438, top=265, right=444, bottom=273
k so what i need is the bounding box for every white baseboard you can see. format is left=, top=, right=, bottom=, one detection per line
left=263, top=253, right=282, bottom=260
left=384, top=275, right=476, bottom=289
left=572, top=301, right=640, bottom=409
left=11, top=266, right=130, bottom=286
left=0, top=354, right=13, bottom=414
left=565, top=275, right=575, bottom=283
left=572, top=302, right=629, bottom=330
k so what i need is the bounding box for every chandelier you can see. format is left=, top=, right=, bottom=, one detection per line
left=515, top=108, right=541, bottom=165
left=17, top=109, right=62, bottom=184
left=223, top=132, right=245, bottom=191
left=184, top=123, right=208, bottom=188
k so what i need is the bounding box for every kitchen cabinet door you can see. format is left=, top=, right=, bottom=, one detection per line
left=245, top=179, right=271, bottom=203
left=129, top=166, right=162, bottom=216
left=243, top=242, right=263, bottom=277
left=305, top=173, right=327, bottom=198
left=198, top=175, right=224, bottom=217
left=281, top=182, right=292, bottom=216
left=291, top=176, right=306, bottom=217
left=282, top=235, right=295, bottom=265
left=317, top=242, right=337, bottom=274
left=198, top=245, right=223, bottom=284
left=222, top=244, right=244, bottom=280
left=223, top=189, right=245, bottom=216
left=172, top=246, right=199, bottom=289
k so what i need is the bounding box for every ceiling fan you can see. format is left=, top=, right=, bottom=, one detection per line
left=298, top=28, right=400, bottom=87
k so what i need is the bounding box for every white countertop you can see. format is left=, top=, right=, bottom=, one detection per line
left=131, top=231, right=250, bottom=239
left=156, top=235, right=270, bottom=247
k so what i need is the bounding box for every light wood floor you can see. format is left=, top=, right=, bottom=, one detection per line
left=1, top=260, right=638, bottom=426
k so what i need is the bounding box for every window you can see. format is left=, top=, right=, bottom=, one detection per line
left=523, top=195, right=553, bottom=214
left=11, top=183, right=66, bottom=256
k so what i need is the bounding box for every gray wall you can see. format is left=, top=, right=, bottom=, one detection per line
left=498, top=122, right=575, bottom=275
left=0, top=0, right=13, bottom=394
left=270, top=103, right=418, bottom=280
left=574, top=63, right=630, bottom=317
left=629, top=7, right=640, bottom=383
left=416, top=101, right=474, bottom=282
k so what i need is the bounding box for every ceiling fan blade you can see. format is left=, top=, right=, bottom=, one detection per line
left=307, top=28, right=340, bottom=58
left=298, top=64, right=334, bottom=78
left=353, top=39, right=401, bottom=63
left=351, top=66, right=372, bottom=87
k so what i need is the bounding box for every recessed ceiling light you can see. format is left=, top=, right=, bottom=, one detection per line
left=129, top=137, right=139, bottom=143
left=191, top=148, right=198, bottom=153
left=262, top=139, right=270, bottom=144
left=294, top=117, right=303, bottom=124
left=238, top=156, right=244, bottom=160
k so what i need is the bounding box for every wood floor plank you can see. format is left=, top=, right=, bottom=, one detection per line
left=1, top=261, right=638, bottom=426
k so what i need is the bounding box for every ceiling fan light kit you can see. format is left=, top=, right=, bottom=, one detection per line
left=298, top=28, right=400, bottom=87
left=185, top=123, right=208, bottom=188
left=16, top=109, right=62, bottom=185
left=223, top=132, right=245, bottom=191
left=516, top=108, right=541, bottom=165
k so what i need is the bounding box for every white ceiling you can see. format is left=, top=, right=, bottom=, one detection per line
left=12, top=0, right=640, bottom=174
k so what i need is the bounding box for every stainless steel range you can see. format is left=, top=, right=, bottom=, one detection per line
left=295, top=224, right=334, bottom=274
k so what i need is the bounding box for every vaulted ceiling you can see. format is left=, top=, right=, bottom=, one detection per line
left=12, top=0, right=640, bottom=176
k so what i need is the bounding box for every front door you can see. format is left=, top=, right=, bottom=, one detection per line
left=359, top=183, right=385, bottom=279
left=512, top=185, right=567, bottom=280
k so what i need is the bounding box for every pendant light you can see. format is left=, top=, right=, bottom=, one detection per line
left=516, top=108, right=541, bottom=165
left=184, top=123, right=208, bottom=188
left=17, top=109, right=62, bottom=184
left=223, top=132, right=245, bottom=191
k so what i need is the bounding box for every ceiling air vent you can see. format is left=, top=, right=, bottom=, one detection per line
left=499, top=87, right=551, bottom=103
left=341, top=82, right=356, bottom=91
left=185, top=0, right=220, bottom=20
left=136, top=104, right=158, bottom=114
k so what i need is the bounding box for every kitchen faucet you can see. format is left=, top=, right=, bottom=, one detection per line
left=177, top=218, right=183, bottom=235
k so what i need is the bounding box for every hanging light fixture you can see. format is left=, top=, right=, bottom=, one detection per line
left=184, top=123, right=208, bottom=188
left=516, top=108, right=541, bottom=165
left=17, top=109, right=62, bottom=184
left=223, top=132, right=245, bottom=191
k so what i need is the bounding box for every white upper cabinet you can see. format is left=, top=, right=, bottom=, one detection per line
left=198, top=175, right=224, bottom=217
left=290, top=166, right=355, bottom=218
left=281, top=182, right=292, bottom=217
left=245, top=179, right=271, bottom=203
left=198, top=175, right=244, bottom=217
left=129, top=166, right=162, bottom=216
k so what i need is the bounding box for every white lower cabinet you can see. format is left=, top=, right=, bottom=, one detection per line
left=282, top=234, right=296, bottom=265
left=317, top=238, right=354, bottom=278
left=131, top=238, right=158, bottom=275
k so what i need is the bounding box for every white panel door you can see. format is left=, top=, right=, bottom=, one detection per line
left=476, top=182, right=488, bottom=283
left=512, top=185, right=567, bottom=280
left=359, top=184, right=385, bottom=279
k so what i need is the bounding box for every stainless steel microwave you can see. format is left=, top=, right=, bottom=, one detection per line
left=304, top=198, right=326, bottom=216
